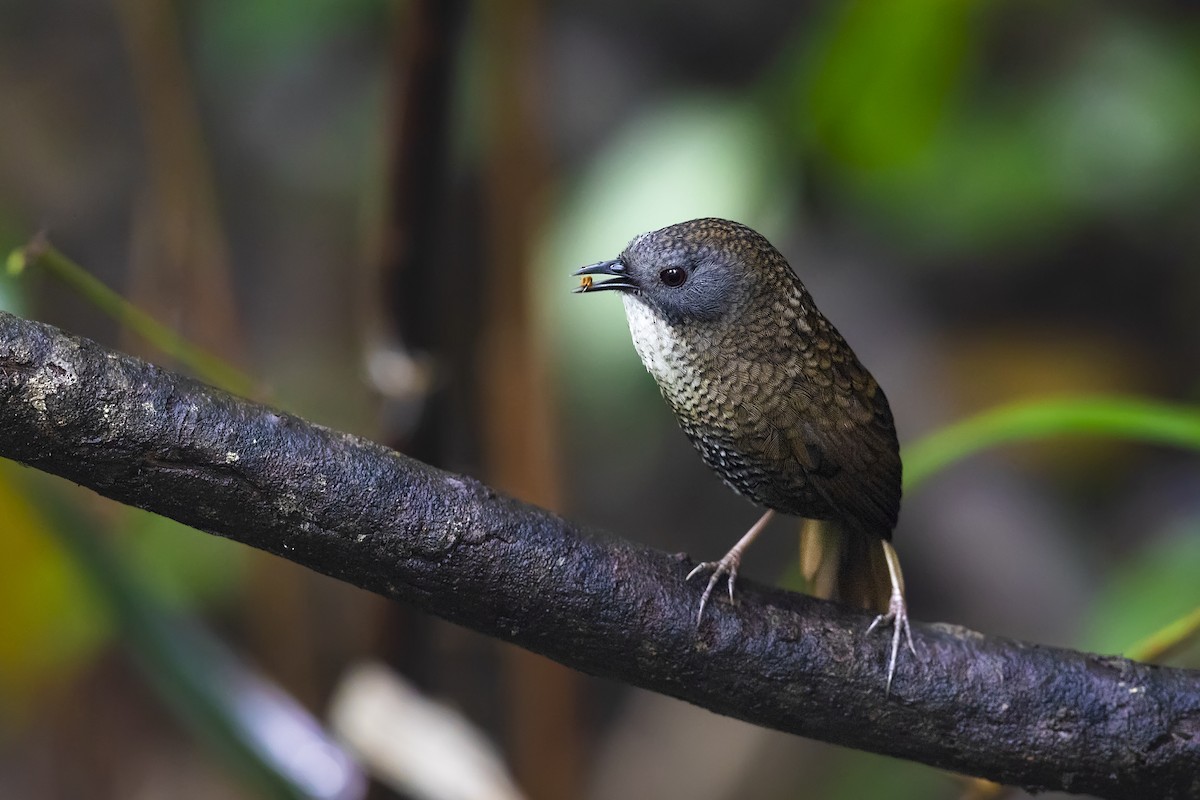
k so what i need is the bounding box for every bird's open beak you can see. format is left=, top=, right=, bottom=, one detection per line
left=572, top=259, right=636, bottom=293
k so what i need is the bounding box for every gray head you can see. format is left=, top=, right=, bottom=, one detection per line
left=573, top=218, right=793, bottom=326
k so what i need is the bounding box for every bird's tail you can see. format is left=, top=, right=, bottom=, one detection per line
left=798, top=518, right=891, bottom=612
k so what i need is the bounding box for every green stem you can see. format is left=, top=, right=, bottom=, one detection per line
left=903, top=395, right=1200, bottom=491
left=1127, top=606, right=1200, bottom=664
left=8, top=237, right=256, bottom=397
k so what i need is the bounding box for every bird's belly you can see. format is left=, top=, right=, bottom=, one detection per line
left=682, top=422, right=833, bottom=518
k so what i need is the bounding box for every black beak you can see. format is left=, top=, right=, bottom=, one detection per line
left=572, top=259, right=636, bottom=293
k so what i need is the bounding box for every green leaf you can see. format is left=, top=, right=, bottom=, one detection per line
left=903, top=396, right=1200, bottom=492
left=0, top=465, right=109, bottom=705
left=805, top=0, right=979, bottom=171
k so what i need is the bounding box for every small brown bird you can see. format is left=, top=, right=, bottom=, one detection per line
left=574, top=217, right=915, bottom=689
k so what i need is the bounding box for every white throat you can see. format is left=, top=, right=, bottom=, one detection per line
left=620, top=294, right=695, bottom=391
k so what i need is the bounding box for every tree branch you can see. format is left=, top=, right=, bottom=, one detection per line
left=1, top=309, right=1197, bottom=799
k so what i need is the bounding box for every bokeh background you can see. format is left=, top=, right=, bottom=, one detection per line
left=2, top=1, right=1199, bottom=799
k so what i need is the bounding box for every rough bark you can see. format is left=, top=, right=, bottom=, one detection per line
left=1, top=310, right=1197, bottom=799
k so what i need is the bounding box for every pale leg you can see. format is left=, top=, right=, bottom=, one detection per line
left=865, top=539, right=917, bottom=693
left=686, top=509, right=776, bottom=623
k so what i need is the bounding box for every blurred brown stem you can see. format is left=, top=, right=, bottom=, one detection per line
left=2, top=309, right=1199, bottom=800
left=476, top=1, right=584, bottom=798
left=112, top=0, right=244, bottom=361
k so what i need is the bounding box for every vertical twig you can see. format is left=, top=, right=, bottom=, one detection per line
left=111, top=0, right=245, bottom=362
left=477, top=3, right=584, bottom=799
left=370, top=5, right=476, bottom=796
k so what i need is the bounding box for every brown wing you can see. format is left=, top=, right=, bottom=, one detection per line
left=792, top=353, right=901, bottom=541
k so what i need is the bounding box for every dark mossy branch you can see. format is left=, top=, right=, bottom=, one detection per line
left=1, top=310, right=1197, bottom=800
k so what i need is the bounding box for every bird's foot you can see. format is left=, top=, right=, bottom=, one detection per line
left=686, top=552, right=742, bottom=625
left=866, top=588, right=917, bottom=694
left=685, top=510, right=775, bottom=624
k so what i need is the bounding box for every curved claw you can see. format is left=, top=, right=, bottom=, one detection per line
left=684, top=510, right=773, bottom=625
left=686, top=557, right=740, bottom=624
left=867, top=592, right=917, bottom=694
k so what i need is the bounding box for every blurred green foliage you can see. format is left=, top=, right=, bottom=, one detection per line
left=121, top=511, right=248, bottom=613
left=804, top=0, right=978, bottom=172
left=0, top=226, right=26, bottom=316
left=1082, top=524, right=1200, bottom=658
left=0, top=464, right=106, bottom=710
left=0, top=463, right=248, bottom=713
left=821, top=749, right=956, bottom=800
left=192, top=0, right=388, bottom=74
left=840, top=19, right=1200, bottom=256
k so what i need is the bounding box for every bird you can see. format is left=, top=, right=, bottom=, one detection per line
left=572, top=217, right=915, bottom=690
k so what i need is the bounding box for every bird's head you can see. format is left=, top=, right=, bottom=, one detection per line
left=573, top=218, right=789, bottom=326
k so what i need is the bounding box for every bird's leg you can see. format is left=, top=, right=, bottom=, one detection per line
left=865, top=539, right=917, bottom=693
left=686, top=509, right=776, bottom=623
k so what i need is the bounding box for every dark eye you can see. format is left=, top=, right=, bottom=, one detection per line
left=659, top=267, right=687, bottom=287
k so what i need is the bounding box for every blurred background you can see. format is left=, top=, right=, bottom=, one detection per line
left=1, top=1, right=1199, bottom=798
